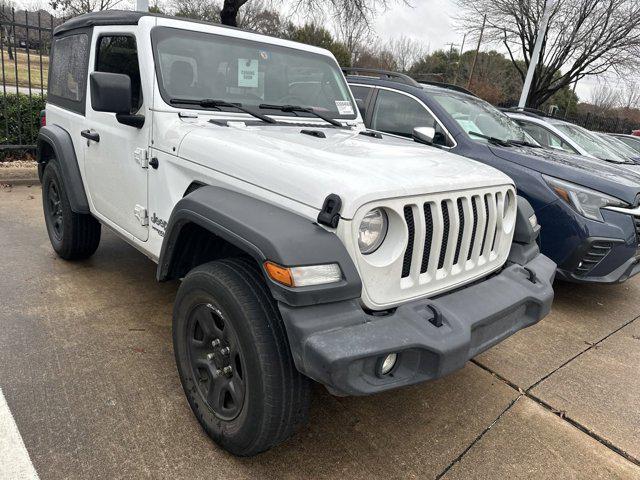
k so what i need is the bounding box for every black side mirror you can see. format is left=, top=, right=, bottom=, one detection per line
left=413, top=126, right=436, bottom=145
left=90, top=72, right=144, bottom=128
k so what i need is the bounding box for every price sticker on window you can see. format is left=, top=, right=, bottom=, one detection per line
left=335, top=100, right=354, bottom=115
left=238, top=59, right=259, bottom=88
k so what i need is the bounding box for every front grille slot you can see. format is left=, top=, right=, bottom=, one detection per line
left=438, top=200, right=450, bottom=269
left=420, top=204, right=433, bottom=273
left=634, top=216, right=640, bottom=246
left=467, top=196, right=479, bottom=261
left=453, top=198, right=465, bottom=265
left=402, top=205, right=415, bottom=278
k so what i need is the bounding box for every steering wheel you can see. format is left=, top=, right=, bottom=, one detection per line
left=276, top=95, right=308, bottom=106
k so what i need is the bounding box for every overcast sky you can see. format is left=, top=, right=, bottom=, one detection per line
left=371, top=0, right=602, bottom=101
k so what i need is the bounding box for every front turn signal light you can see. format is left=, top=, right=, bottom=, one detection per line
left=264, top=261, right=342, bottom=287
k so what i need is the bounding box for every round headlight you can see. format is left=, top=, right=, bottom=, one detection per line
left=358, top=208, right=388, bottom=254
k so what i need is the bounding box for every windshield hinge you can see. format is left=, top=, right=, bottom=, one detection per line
left=134, top=148, right=149, bottom=169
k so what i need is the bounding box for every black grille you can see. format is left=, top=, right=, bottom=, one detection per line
left=453, top=198, right=465, bottom=265
left=467, top=197, right=479, bottom=261
left=575, top=241, right=613, bottom=276
left=438, top=201, right=450, bottom=269
left=634, top=216, right=640, bottom=246
left=402, top=206, right=415, bottom=278
left=421, top=204, right=433, bottom=273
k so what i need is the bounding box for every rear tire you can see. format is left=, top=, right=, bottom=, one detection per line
left=42, top=160, right=101, bottom=260
left=173, top=258, right=311, bottom=456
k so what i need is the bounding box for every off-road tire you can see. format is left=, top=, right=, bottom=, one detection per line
left=42, top=160, right=101, bottom=260
left=173, top=257, right=311, bottom=456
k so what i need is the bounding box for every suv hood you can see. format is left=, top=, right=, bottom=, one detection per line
left=488, top=145, right=640, bottom=205
left=178, top=123, right=513, bottom=218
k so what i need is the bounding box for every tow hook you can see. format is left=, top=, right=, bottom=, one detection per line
left=524, top=266, right=537, bottom=284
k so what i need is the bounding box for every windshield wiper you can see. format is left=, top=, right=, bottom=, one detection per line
left=468, top=131, right=512, bottom=147
left=169, top=98, right=276, bottom=124
left=258, top=103, right=344, bottom=128
left=507, top=139, right=542, bottom=148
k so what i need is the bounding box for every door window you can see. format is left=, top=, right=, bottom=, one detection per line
left=517, top=120, right=577, bottom=154
left=95, top=35, right=143, bottom=112
left=349, top=85, right=373, bottom=118
left=371, top=89, right=451, bottom=146
left=48, top=33, right=90, bottom=114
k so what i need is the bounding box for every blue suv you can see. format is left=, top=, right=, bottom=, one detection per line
left=345, top=68, right=640, bottom=283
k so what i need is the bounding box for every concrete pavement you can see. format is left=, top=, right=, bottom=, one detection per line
left=1, top=184, right=639, bottom=479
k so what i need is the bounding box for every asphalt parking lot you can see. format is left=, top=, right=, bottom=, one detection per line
left=1, top=184, right=640, bottom=480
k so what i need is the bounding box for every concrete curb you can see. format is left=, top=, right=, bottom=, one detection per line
left=1, top=177, right=39, bottom=186
left=0, top=166, right=39, bottom=186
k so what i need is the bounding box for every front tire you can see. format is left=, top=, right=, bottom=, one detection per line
left=42, top=160, right=101, bottom=260
left=173, top=258, right=311, bottom=456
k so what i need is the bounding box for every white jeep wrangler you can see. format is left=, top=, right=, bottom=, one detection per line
left=38, top=11, right=555, bottom=456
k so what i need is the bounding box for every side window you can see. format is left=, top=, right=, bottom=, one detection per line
left=95, top=35, right=143, bottom=112
left=48, top=33, right=89, bottom=114
left=518, top=120, right=577, bottom=154
left=371, top=89, right=452, bottom=146
left=349, top=85, right=372, bottom=118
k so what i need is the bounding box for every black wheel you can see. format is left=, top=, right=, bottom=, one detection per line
left=42, top=160, right=101, bottom=260
left=173, top=258, right=311, bottom=456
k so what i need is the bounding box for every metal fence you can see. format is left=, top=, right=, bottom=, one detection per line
left=0, top=7, right=58, bottom=154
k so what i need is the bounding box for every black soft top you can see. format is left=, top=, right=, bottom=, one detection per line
left=53, top=9, right=241, bottom=36
left=54, top=10, right=150, bottom=35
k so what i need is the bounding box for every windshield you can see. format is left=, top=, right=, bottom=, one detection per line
left=597, top=134, right=640, bottom=160
left=554, top=123, right=628, bottom=163
left=616, top=135, right=640, bottom=154
left=430, top=92, right=536, bottom=144
left=151, top=27, right=356, bottom=119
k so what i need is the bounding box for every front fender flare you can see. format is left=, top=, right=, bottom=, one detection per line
left=157, top=186, right=362, bottom=307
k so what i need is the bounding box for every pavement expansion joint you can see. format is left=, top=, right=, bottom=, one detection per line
left=527, top=313, right=640, bottom=392
left=471, top=313, right=640, bottom=469
left=434, top=395, right=524, bottom=479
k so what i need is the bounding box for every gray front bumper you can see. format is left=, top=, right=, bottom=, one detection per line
left=279, top=253, right=555, bottom=396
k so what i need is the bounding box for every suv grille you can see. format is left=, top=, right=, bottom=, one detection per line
left=353, top=185, right=516, bottom=309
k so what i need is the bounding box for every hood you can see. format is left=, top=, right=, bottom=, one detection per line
left=178, top=122, right=513, bottom=218
left=488, top=145, right=640, bottom=205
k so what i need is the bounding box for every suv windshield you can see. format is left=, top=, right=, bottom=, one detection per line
left=151, top=27, right=356, bottom=119
left=430, top=91, right=534, bottom=144
left=596, top=133, right=640, bottom=160
left=554, top=123, right=628, bottom=163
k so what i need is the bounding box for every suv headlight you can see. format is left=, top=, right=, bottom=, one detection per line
left=544, top=175, right=627, bottom=222
left=358, top=208, right=388, bottom=254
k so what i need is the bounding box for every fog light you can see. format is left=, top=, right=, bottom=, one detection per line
left=379, top=353, right=397, bottom=375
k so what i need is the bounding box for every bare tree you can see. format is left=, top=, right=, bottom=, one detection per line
left=456, top=0, right=640, bottom=108
left=590, top=80, right=619, bottom=112
left=333, top=1, right=374, bottom=65
left=218, top=0, right=408, bottom=27
left=50, top=0, right=125, bottom=15
left=388, top=35, right=427, bottom=72
left=618, top=81, right=640, bottom=110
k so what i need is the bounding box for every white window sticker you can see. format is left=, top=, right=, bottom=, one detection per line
left=335, top=100, right=354, bottom=115
left=238, top=59, right=259, bottom=88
